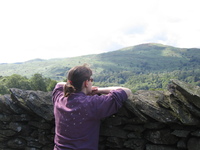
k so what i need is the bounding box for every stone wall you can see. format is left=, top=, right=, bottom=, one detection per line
left=0, top=90, right=54, bottom=150
left=0, top=79, right=200, bottom=150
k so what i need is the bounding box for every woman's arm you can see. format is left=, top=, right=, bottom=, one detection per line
left=56, top=82, right=66, bottom=85
left=92, top=87, right=132, bottom=98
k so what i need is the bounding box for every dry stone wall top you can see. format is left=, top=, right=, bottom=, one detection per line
left=0, top=79, right=200, bottom=150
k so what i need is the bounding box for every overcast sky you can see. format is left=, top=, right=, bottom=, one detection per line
left=0, top=0, right=200, bottom=63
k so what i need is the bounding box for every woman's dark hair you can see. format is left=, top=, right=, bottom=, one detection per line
left=64, top=64, right=92, bottom=97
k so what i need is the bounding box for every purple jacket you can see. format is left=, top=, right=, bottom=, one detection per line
left=52, top=84, right=128, bottom=150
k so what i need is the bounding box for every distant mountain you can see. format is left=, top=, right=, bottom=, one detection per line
left=25, top=58, right=45, bottom=62
left=0, top=43, right=200, bottom=83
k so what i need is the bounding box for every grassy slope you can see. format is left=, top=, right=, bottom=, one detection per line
left=0, top=43, right=200, bottom=81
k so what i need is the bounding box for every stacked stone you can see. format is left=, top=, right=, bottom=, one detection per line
left=0, top=79, right=200, bottom=150
left=99, top=79, right=200, bottom=150
left=0, top=89, right=55, bottom=150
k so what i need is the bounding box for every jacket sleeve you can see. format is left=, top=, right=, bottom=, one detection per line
left=93, top=89, right=128, bottom=119
left=52, top=84, right=64, bottom=104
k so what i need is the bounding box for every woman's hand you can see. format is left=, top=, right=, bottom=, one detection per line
left=90, top=86, right=99, bottom=95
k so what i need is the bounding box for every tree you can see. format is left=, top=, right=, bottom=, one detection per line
left=0, top=84, right=9, bottom=95
left=46, top=78, right=57, bottom=91
left=5, top=74, right=31, bottom=90
left=30, top=73, right=47, bottom=91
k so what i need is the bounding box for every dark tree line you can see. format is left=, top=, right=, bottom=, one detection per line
left=93, top=69, right=200, bottom=92
left=0, top=74, right=57, bottom=95
left=1, top=69, right=200, bottom=95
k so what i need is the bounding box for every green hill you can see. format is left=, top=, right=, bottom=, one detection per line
left=1, top=43, right=200, bottom=90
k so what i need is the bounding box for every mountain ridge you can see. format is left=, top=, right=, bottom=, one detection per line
left=0, top=43, right=200, bottom=82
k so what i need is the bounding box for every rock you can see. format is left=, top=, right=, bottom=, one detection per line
left=0, top=95, right=13, bottom=114
left=170, top=79, right=200, bottom=109
left=12, top=114, right=31, bottom=121
left=26, top=137, right=43, bottom=149
left=0, top=121, right=7, bottom=130
left=144, top=122, right=166, bottom=129
left=10, top=88, right=54, bottom=121
left=7, top=137, right=27, bottom=149
left=171, top=130, right=191, bottom=137
left=123, top=124, right=145, bottom=132
left=169, top=123, right=197, bottom=131
left=177, top=138, right=187, bottom=149
left=168, top=95, right=200, bottom=125
left=41, top=144, right=54, bottom=150
left=29, top=121, right=52, bottom=130
left=100, top=126, right=128, bottom=139
left=102, top=116, right=125, bottom=126
left=38, top=129, right=52, bottom=145
left=125, top=90, right=178, bottom=123
left=191, top=130, right=200, bottom=137
left=0, top=114, right=12, bottom=121
left=106, top=137, right=124, bottom=148
left=0, top=129, right=17, bottom=141
left=116, top=106, right=132, bottom=118
left=146, top=144, right=178, bottom=150
left=144, top=129, right=179, bottom=145
left=9, top=122, right=23, bottom=132
left=124, top=139, right=146, bottom=150
left=0, top=142, right=8, bottom=149
left=187, top=137, right=200, bottom=150
left=157, top=91, right=171, bottom=109
left=127, top=132, right=142, bottom=138
left=0, top=94, right=25, bottom=114
left=125, top=117, right=146, bottom=124
left=168, top=81, right=200, bottom=119
left=124, top=93, right=149, bottom=123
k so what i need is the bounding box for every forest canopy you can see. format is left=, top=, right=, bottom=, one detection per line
left=1, top=69, right=200, bottom=95
left=0, top=74, right=57, bottom=95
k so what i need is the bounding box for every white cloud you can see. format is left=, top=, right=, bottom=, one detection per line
left=0, top=0, right=200, bottom=63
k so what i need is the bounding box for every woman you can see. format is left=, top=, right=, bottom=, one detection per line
left=52, top=64, right=131, bottom=150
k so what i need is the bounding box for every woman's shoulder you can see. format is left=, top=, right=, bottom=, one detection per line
left=52, top=83, right=64, bottom=95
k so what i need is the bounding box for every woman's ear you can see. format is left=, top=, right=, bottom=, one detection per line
left=84, top=80, right=89, bottom=87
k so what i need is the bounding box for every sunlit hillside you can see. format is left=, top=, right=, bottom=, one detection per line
left=0, top=43, right=200, bottom=91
